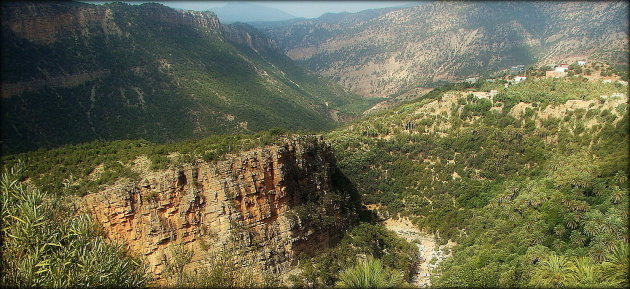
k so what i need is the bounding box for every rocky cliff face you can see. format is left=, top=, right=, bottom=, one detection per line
left=258, top=1, right=628, bottom=98
left=2, top=1, right=117, bottom=45
left=81, top=136, right=355, bottom=283
left=1, top=1, right=220, bottom=45
left=221, top=23, right=279, bottom=54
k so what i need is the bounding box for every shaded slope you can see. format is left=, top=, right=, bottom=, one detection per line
left=1, top=1, right=371, bottom=153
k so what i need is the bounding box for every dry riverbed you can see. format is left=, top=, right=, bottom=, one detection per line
left=382, top=217, right=456, bottom=287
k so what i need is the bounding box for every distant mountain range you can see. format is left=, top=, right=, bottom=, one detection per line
left=256, top=1, right=629, bottom=97
left=208, top=2, right=296, bottom=24
left=1, top=1, right=371, bottom=153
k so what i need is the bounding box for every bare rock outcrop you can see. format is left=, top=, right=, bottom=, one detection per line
left=81, top=136, right=354, bottom=282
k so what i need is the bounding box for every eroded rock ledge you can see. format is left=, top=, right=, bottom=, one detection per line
left=82, top=136, right=354, bottom=282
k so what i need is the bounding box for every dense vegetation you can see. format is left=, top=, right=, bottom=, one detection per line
left=336, top=256, right=404, bottom=288
left=0, top=129, right=292, bottom=196
left=2, top=75, right=627, bottom=287
left=1, top=1, right=378, bottom=154
left=287, top=222, right=417, bottom=287
left=326, top=77, right=629, bottom=287
left=1, top=163, right=149, bottom=287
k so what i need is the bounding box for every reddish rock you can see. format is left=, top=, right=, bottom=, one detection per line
left=81, top=136, right=352, bottom=283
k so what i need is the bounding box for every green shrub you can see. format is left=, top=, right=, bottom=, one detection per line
left=0, top=164, right=149, bottom=287
left=336, top=256, right=403, bottom=289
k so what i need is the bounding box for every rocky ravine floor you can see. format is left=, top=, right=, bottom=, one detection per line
left=382, top=217, right=456, bottom=287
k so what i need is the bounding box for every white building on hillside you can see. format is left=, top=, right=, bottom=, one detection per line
left=465, top=77, right=479, bottom=84
left=554, top=63, right=570, bottom=72
left=577, top=60, right=587, bottom=66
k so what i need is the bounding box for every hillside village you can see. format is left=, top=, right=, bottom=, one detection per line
left=461, top=61, right=628, bottom=101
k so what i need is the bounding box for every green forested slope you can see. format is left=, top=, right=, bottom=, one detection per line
left=326, top=77, right=629, bottom=287
left=1, top=1, right=375, bottom=154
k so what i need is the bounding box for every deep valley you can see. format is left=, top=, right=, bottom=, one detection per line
left=1, top=1, right=628, bottom=288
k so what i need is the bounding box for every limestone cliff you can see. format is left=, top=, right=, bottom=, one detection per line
left=1, top=1, right=220, bottom=45
left=81, top=136, right=355, bottom=283
left=221, top=23, right=279, bottom=54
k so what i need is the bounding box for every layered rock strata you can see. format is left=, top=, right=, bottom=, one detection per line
left=81, top=136, right=352, bottom=282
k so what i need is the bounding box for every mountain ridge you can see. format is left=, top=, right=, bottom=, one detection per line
left=1, top=1, right=374, bottom=154
left=209, top=2, right=296, bottom=24
left=257, top=1, right=629, bottom=97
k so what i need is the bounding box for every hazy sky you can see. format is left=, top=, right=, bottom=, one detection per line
left=87, top=1, right=417, bottom=19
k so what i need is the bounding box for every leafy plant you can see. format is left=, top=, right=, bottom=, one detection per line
left=336, top=256, right=403, bottom=289
left=0, top=164, right=149, bottom=287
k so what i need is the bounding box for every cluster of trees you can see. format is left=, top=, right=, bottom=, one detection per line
left=528, top=247, right=628, bottom=288
left=495, top=77, right=622, bottom=106
left=525, top=61, right=628, bottom=80
left=287, top=223, right=418, bottom=287
left=327, top=76, right=628, bottom=286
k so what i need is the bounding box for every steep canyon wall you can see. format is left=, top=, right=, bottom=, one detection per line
left=82, top=136, right=354, bottom=282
